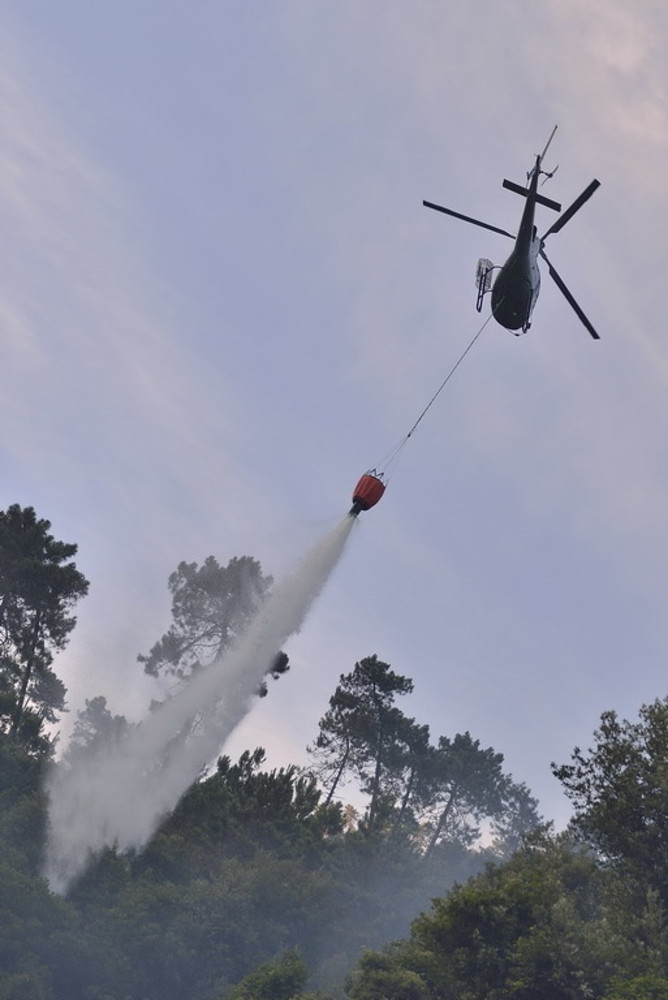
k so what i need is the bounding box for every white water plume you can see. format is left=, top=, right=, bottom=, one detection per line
left=45, top=516, right=355, bottom=893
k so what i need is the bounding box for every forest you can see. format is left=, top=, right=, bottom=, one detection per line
left=2, top=502, right=668, bottom=999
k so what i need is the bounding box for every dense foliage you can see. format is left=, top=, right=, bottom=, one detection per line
left=553, top=700, right=668, bottom=907
left=137, top=555, right=289, bottom=697
left=2, top=503, right=668, bottom=999
left=0, top=505, right=89, bottom=756
left=0, top=725, right=498, bottom=999
left=346, top=698, right=668, bottom=999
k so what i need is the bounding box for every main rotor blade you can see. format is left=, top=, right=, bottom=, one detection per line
left=540, top=249, right=600, bottom=340
left=541, top=179, right=600, bottom=239
left=423, top=200, right=514, bottom=239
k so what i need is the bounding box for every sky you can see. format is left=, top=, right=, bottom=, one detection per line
left=2, top=1, right=668, bottom=830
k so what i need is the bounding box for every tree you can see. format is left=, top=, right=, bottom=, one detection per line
left=307, top=655, right=416, bottom=827
left=138, top=554, right=289, bottom=695
left=135, top=747, right=343, bottom=882
left=489, top=777, right=543, bottom=858
left=422, top=732, right=504, bottom=854
left=603, top=975, right=668, bottom=1000
left=63, top=695, right=130, bottom=764
left=0, top=729, right=49, bottom=874
left=309, top=658, right=540, bottom=850
left=345, top=833, right=623, bottom=1000
left=0, top=504, right=89, bottom=751
left=390, top=718, right=432, bottom=837
left=553, top=698, right=668, bottom=906
left=346, top=950, right=430, bottom=1000
left=227, top=949, right=309, bottom=1000
left=420, top=732, right=541, bottom=857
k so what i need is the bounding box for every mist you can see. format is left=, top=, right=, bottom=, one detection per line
left=45, top=516, right=355, bottom=893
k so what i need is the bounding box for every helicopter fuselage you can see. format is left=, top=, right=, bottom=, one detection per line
left=491, top=233, right=542, bottom=333
left=490, top=159, right=543, bottom=334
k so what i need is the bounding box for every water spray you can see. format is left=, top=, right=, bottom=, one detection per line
left=45, top=517, right=355, bottom=893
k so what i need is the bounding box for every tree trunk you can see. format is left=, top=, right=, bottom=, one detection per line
left=424, top=785, right=458, bottom=859
left=324, top=740, right=350, bottom=807
left=367, top=719, right=386, bottom=829
left=10, top=610, right=41, bottom=735
left=392, top=764, right=416, bottom=837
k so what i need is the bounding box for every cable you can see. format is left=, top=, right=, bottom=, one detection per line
left=377, top=309, right=495, bottom=476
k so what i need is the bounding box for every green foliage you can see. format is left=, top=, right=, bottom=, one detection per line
left=136, top=748, right=343, bottom=881
left=308, top=655, right=540, bottom=854
left=603, top=975, right=668, bottom=999
left=307, top=655, right=415, bottom=819
left=0, top=857, right=88, bottom=999
left=0, top=730, right=48, bottom=873
left=0, top=973, right=50, bottom=1000
left=137, top=554, right=290, bottom=719
left=3, top=708, right=666, bottom=1000
left=422, top=731, right=506, bottom=854
left=7, top=503, right=665, bottom=1000
left=346, top=950, right=430, bottom=1000
left=63, top=695, right=130, bottom=765
left=0, top=504, right=88, bottom=752
left=227, top=949, right=309, bottom=1000
left=344, top=825, right=668, bottom=1000
left=138, top=555, right=276, bottom=681
left=553, top=698, right=668, bottom=905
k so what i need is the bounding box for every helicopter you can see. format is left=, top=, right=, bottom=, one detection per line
left=423, top=127, right=601, bottom=339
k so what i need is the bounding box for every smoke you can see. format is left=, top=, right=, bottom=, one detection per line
left=44, top=516, right=355, bottom=893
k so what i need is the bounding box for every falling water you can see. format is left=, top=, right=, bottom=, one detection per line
left=45, top=516, right=355, bottom=893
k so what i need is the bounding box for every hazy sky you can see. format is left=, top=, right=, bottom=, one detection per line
left=3, top=1, right=668, bottom=828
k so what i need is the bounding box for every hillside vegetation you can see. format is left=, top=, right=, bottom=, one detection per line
left=2, top=503, right=667, bottom=999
